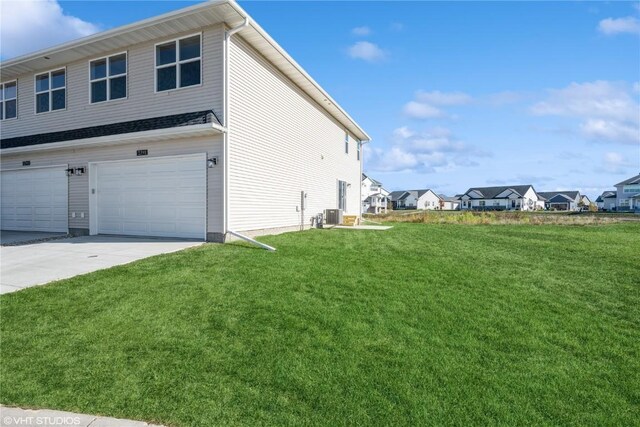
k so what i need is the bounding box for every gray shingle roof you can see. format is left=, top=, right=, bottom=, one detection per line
left=595, top=191, right=617, bottom=202
left=438, top=194, right=460, bottom=202
left=464, top=185, right=535, bottom=199
left=0, top=110, right=221, bottom=150
left=538, top=191, right=580, bottom=201
left=389, top=191, right=408, bottom=201
left=615, top=174, right=640, bottom=186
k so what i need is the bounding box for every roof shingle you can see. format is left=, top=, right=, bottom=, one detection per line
left=1, top=110, right=221, bottom=150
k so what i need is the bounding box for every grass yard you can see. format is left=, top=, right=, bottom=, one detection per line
left=1, top=223, right=639, bottom=426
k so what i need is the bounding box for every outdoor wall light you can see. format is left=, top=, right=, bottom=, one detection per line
left=207, top=157, right=218, bottom=168
left=66, top=167, right=86, bottom=177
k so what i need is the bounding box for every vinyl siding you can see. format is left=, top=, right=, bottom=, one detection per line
left=416, top=191, right=441, bottom=210
left=227, top=36, right=361, bottom=232
left=0, top=135, right=223, bottom=233
left=2, top=25, right=224, bottom=140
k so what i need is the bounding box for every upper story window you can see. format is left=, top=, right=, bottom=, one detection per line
left=0, top=81, right=17, bottom=120
left=90, top=53, right=127, bottom=103
left=357, top=141, right=361, bottom=161
left=345, top=132, right=349, bottom=154
left=155, top=34, right=201, bottom=92
left=35, top=68, right=65, bottom=113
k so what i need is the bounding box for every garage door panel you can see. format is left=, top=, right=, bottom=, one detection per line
left=95, top=154, right=206, bottom=239
left=1, top=166, right=69, bottom=232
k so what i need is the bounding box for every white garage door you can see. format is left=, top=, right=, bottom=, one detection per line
left=93, top=154, right=206, bottom=239
left=1, top=166, right=69, bottom=232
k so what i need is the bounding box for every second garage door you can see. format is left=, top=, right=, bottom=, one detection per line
left=92, top=154, right=207, bottom=239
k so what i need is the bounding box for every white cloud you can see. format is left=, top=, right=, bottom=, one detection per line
left=365, top=126, right=489, bottom=173
left=403, top=101, right=444, bottom=119
left=601, top=151, right=634, bottom=174
left=347, top=41, right=386, bottom=62
left=580, top=120, right=639, bottom=144
left=402, top=90, right=472, bottom=120
left=598, top=16, right=640, bottom=35
left=351, top=26, right=371, bottom=36
left=416, top=90, right=473, bottom=106
left=531, top=81, right=640, bottom=145
left=0, top=0, right=101, bottom=59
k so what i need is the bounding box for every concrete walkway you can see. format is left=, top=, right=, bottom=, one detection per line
left=0, top=235, right=203, bottom=294
left=333, top=225, right=393, bottom=230
left=0, top=405, right=163, bottom=426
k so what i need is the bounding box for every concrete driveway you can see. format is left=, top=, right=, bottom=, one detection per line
left=0, top=235, right=204, bottom=294
left=1, top=230, right=67, bottom=245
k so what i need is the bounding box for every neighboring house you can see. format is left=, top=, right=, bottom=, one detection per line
left=579, top=195, right=591, bottom=208
left=459, top=185, right=542, bottom=211
left=390, top=191, right=410, bottom=209
left=438, top=194, right=461, bottom=210
left=390, top=189, right=441, bottom=210
left=615, top=174, right=640, bottom=212
left=361, top=173, right=389, bottom=214
left=0, top=1, right=370, bottom=241
left=596, top=191, right=617, bottom=211
left=538, top=191, right=582, bottom=211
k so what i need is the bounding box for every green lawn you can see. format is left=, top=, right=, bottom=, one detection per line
left=1, top=224, right=639, bottom=426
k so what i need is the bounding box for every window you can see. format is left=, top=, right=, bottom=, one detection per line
left=338, top=180, right=347, bottom=210
left=344, top=133, right=350, bottom=154
left=90, top=53, right=127, bottom=103
left=479, top=201, right=486, bottom=207
left=357, top=141, right=361, bottom=161
left=156, top=34, right=201, bottom=92
left=35, top=69, right=65, bottom=113
left=624, top=185, right=640, bottom=193
left=0, top=81, right=17, bottom=120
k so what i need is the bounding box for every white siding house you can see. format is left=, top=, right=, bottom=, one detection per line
left=460, top=185, right=542, bottom=211
left=538, top=191, right=582, bottom=211
left=390, top=189, right=441, bottom=210
left=615, top=174, right=640, bottom=212
left=361, top=174, right=389, bottom=214
left=0, top=1, right=369, bottom=242
left=596, top=191, right=617, bottom=211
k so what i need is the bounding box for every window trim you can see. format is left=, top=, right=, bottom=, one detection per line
left=34, top=67, right=67, bottom=115
left=154, top=32, right=203, bottom=94
left=344, top=132, right=350, bottom=155
left=0, top=79, right=18, bottom=121
left=88, top=51, right=128, bottom=104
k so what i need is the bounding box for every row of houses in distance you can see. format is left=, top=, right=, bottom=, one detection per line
left=362, top=173, right=640, bottom=214
left=596, top=174, right=640, bottom=212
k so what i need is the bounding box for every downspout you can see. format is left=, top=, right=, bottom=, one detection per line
left=223, top=16, right=250, bottom=241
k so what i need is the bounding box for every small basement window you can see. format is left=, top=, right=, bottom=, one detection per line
left=156, top=34, right=201, bottom=92
left=0, top=81, right=17, bottom=120
left=90, top=53, right=127, bottom=103
left=35, top=68, right=65, bottom=113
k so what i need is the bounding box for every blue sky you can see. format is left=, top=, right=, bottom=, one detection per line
left=2, top=1, right=639, bottom=198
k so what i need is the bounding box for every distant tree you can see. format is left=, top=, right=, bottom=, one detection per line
left=439, top=199, right=445, bottom=210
